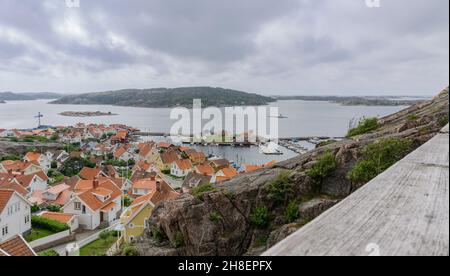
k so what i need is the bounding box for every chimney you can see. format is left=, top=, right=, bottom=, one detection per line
left=156, top=181, right=162, bottom=192
left=93, top=177, right=99, bottom=189
left=150, top=175, right=156, bottom=181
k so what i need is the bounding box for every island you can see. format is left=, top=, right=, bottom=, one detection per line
left=50, top=87, right=276, bottom=108
left=273, top=95, right=427, bottom=106
left=59, top=111, right=118, bottom=117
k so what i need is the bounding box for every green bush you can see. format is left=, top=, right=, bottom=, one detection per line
left=0, top=154, right=21, bottom=161
left=347, top=118, right=379, bottom=137
left=316, top=140, right=337, bottom=148
left=31, top=204, right=40, bottom=213
left=45, top=205, right=61, bottom=212
left=192, top=183, right=216, bottom=197
left=284, top=201, right=300, bottom=223
left=31, top=216, right=69, bottom=233
left=347, top=138, right=412, bottom=184
left=307, top=151, right=337, bottom=192
left=122, top=244, right=139, bottom=256
left=150, top=227, right=166, bottom=243
left=250, top=205, right=270, bottom=229
left=347, top=160, right=379, bottom=184
left=439, top=115, right=449, bottom=127
left=209, top=212, right=223, bottom=223
left=407, top=114, right=419, bottom=121
left=266, top=171, right=293, bottom=205
left=38, top=250, right=60, bottom=257
left=174, top=232, right=185, bottom=248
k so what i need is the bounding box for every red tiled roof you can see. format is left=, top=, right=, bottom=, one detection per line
left=0, top=235, right=36, bottom=256
left=0, top=189, right=15, bottom=214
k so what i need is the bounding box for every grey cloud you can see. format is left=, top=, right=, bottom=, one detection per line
left=0, top=0, right=448, bottom=95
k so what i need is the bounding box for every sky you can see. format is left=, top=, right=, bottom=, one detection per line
left=0, top=0, right=448, bottom=96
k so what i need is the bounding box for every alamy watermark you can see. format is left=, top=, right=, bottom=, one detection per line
left=170, top=99, right=279, bottom=145
left=365, top=0, right=381, bottom=8
left=66, top=0, right=80, bottom=8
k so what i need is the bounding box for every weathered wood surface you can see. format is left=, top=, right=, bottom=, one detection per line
left=264, top=125, right=449, bottom=256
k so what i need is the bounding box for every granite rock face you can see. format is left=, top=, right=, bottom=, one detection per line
left=136, top=87, right=449, bottom=256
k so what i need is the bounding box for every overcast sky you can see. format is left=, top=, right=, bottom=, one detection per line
left=0, top=0, right=448, bottom=96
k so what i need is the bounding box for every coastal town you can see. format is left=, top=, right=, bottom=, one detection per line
left=0, top=123, right=276, bottom=256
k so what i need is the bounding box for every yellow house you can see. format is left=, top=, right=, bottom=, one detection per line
left=119, top=193, right=155, bottom=243
left=118, top=182, right=180, bottom=244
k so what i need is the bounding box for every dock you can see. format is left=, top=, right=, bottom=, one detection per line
left=264, top=125, right=449, bottom=256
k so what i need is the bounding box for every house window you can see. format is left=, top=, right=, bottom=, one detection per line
left=1, top=226, right=8, bottom=236
left=129, top=236, right=135, bottom=243
left=144, top=219, right=149, bottom=228
left=74, top=202, right=82, bottom=210
left=25, top=215, right=30, bottom=224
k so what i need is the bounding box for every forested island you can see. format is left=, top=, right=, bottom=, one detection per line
left=51, top=87, right=275, bottom=108
left=0, top=92, right=63, bottom=101
left=274, top=95, right=427, bottom=106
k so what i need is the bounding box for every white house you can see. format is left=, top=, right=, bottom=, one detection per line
left=171, top=159, right=193, bottom=178
left=14, top=172, right=49, bottom=195
left=23, top=152, right=51, bottom=172
left=62, top=179, right=122, bottom=230
left=0, top=189, right=32, bottom=243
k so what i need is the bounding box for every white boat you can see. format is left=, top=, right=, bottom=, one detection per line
left=260, top=142, right=283, bottom=155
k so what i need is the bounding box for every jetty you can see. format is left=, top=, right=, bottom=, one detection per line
left=264, top=124, right=449, bottom=256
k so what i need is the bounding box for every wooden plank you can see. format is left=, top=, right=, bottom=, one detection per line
left=264, top=130, right=449, bottom=256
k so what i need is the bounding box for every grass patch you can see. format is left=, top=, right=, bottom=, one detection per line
left=439, top=115, right=449, bottom=127
left=25, top=227, right=55, bottom=242
left=266, top=171, right=293, bottom=206
left=407, top=114, right=419, bottom=121
left=307, top=151, right=337, bottom=192
left=347, top=117, right=379, bottom=137
left=209, top=212, right=223, bottom=223
left=80, top=231, right=118, bottom=256
left=192, top=183, right=217, bottom=198
left=38, top=250, right=60, bottom=257
left=173, top=232, right=185, bottom=248
left=284, top=201, right=300, bottom=224
left=316, top=140, right=337, bottom=148
left=249, top=205, right=270, bottom=229
left=347, top=138, right=412, bottom=184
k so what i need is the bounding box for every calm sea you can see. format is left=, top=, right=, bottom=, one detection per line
left=0, top=100, right=407, bottom=165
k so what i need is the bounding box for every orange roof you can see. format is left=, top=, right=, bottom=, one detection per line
left=132, top=179, right=156, bottom=190
left=215, top=176, right=231, bottom=183
left=243, top=164, right=263, bottom=173
left=220, top=167, right=238, bottom=178
left=139, top=144, right=154, bottom=157
left=77, top=179, right=122, bottom=211
left=0, top=181, right=28, bottom=196
left=0, top=189, right=15, bottom=214
left=79, top=167, right=102, bottom=180
left=158, top=142, right=172, bottom=148
left=41, top=212, right=76, bottom=224
left=92, top=187, right=112, bottom=197
left=24, top=152, right=41, bottom=162
left=175, top=159, right=193, bottom=170
left=115, top=130, right=128, bottom=139
left=196, top=163, right=215, bottom=176
left=101, top=202, right=117, bottom=212
left=114, top=147, right=127, bottom=158
left=0, top=235, right=36, bottom=256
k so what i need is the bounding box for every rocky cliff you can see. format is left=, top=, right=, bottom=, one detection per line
left=134, top=87, right=449, bottom=256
